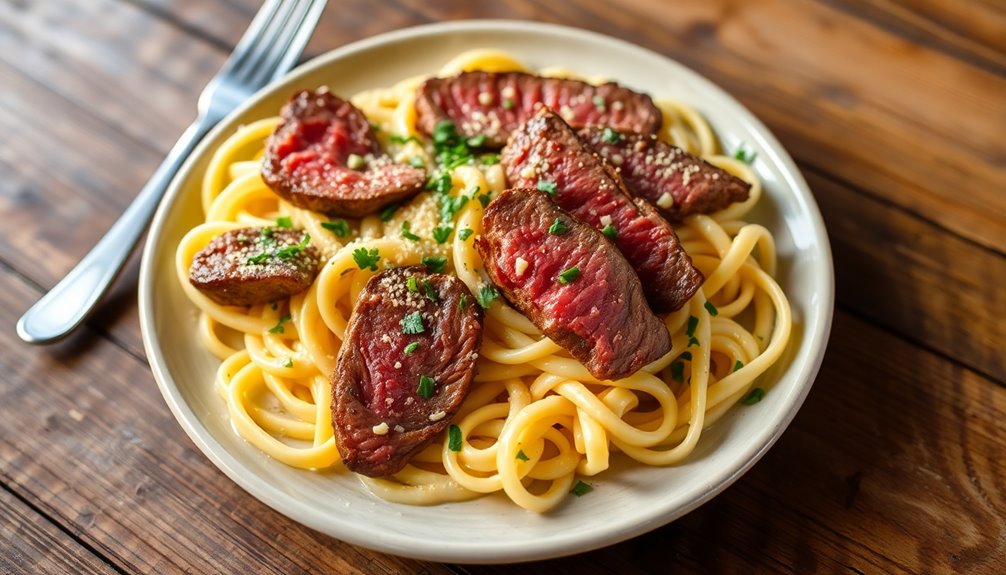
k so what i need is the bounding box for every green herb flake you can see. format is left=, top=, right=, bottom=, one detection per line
left=704, top=301, right=719, bottom=316
left=570, top=480, right=593, bottom=497
left=273, top=233, right=310, bottom=260
left=680, top=351, right=692, bottom=361
left=417, top=375, right=436, bottom=399
left=733, top=360, right=744, bottom=372
left=352, top=247, right=381, bottom=271
left=389, top=134, right=417, bottom=145
left=477, top=284, right=499, bottom=309
left=458, top=294, right=469, bottom=311
left=458, top=228, right=474, bottom=241
left=422, top=279, right=439, bottom=302
left=347, top=153, right=366, bottom=170
left=432, top=224, right=453, bottom=244
left=477, top=192, right=492, bottom=208
left=448, top=424, right=463, bottom=451
left=321, top=219, right=349, bottom=237
left=480, top=153, right=500, bottom=165
left=439, top=195, right=469, bottom=223
left=275, top=216, right=293, bottom=229
left=404, top=341, right=420, bottom=354
left=421, top=255, right=448, bottom=273
left=283, top=357, right=294, bottom=368
left=733, top=143, right=757, bottom=165
left=246, top=251, right=270, bottom=265
left=409, top=156, right=425, bottom=168
left=502, top=98, right=515, bottom=110
left=536, top=179, right=557, bottom=195
left=601, top=127, right=621, bottom=143
left=268, top=314, right=291, bottom=334
left=601, top=224, right=618, bottom=240
left=426, top=171, right=453, bottom=194
left=592, top=96, right=606, bottom=109
left=688, top=336, right=701, bottom=348
left=370, top=122, right=381, bottom=132
left=401, top=311, right=425, bottom=335
left=741, top=387, right=765, bottom=405
left=400, top=220, right=421, bottom=242
left=379, top=203, right=400, bottom=222
left=466, top=134, right=488, bottom=148
left=548, top=218, right=568, bottom=235
left=516, top=450, right=530, bottom=462
left=432, top=121, right=457, bottom=145
left=406, top=276, right=419, bottom=293
left=670, top=361, right=685, bottom=383
left=685, top=315, right=699, bottom=337
left=557, top=266, right=581, bottom=285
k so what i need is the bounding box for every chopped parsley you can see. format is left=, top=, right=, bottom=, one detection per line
left=476, top=191, right=492, bottom=208
left=448, top=424, right=462, bottom=451
left=273, top=234, right=310, bottom=260
left=404, top=341, right=420, bottom=354
left=670, top=361, right=685, bottom=383
left=685, top=316, right=699, bottom=337
left=601, top=127, right=621, bottom=143
left=421, top=255, right=448, bottom=273
left=406, top=276, right=419, bottom=292
left=426, top=171, right=452, bottom=194
left=409, top=156, right=425, bottom=168
left=557, top=266, right=581, bottom=285
left=275, top=216, right=293, bottom=228
left=570, top=481, right=593, bottom=497
left=321, top=219, right=349, bottom=237
left=733, top=143, right=757, bottom=164
left=246, top=251, right=271, bottom=265
left=422, top=279, right=438, bottom=302
left=352, top=247, right=380, bottom=271
left=502, top=98, right=515, bottom=110
left=458, top=294, right=469, bottom=310
left=400, top=220, right=421, bottom=242
left=601, top=224, right=618, bottom=240
left=439, top=194, right=469, bottom=223
left=536, top=179, right=557, bottom=195
left=466, top=134, right=487, bottom=147
left=389, top=134, right=417, bottom=145
left=741, top=387, right=765, bottom=405
left=680, top=351, right=692, bottom=361
left=704, top=301, right=719, bottom=316
left=417, top=375, right=436, bottom=399
left=432, top=224, right=453, bottom=244
left=379, top=203, right=400, bottom=222
left=548, top=218, right=568, bottom=235
left=347, top=153, right=365, bottom=170
left=458, top=228, right=474, bottom=241
left=401, top=311, right=425, bottom=334
left=480, top=153, right=500, bottom=165
left=477, top=284, right=499, bottom=309
left=592, top=95, right=606, bottom=109
left=733, top=360, right=744, bottom=372
left=516, top=450, right=530, bottom=462
left=248, top=232, right=309, bottom=264
left=283, top=357, right=294, bottom=368
left=268, top=314, right=291, bottom=334
left=688, top=336, right=701, bottom=348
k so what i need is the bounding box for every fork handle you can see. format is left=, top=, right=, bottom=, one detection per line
left=16, top=115, right=215, bottom=344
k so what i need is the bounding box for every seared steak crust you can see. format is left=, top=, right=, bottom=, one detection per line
left=188, top=227, right=320, bottom=307
left=262, top=88, right=426, bottom=217
left=502, top=107, right=703, bottom=313
left=578, top=128, right=750, bottom=220
left=332, top=266, right=483, bottom=477
left=415, top=71, right=662, bottom=148
left=475, top=188, right=670, bottom=381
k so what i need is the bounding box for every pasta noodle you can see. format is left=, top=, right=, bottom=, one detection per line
left=175, top=49, right=792, bottom=512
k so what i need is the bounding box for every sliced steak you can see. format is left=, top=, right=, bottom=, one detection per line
left=476, top=188, right=670, bottom=380
left=502, top=108, right=703, bottom=313
left=578, top=128, right=751, bottom=220
left=332, top=266, right=483, bottom=477
left=262, top=87, right=426, bottom=217
left=188, top=227, right=320, bottom=307
left=415, top=71, right=661, bottom=148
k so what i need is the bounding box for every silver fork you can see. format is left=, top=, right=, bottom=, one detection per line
left=17, top=0, right=328, bottom=344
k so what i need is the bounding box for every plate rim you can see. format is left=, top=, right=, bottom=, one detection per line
left=139, top=18, right=834, bottom=564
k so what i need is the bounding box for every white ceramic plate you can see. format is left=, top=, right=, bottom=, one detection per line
left=139, top=20, right=833, bottom=564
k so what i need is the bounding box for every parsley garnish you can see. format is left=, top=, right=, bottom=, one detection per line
left=448, top=424, right=462, bottom=451
left=409, top=156, right=425, bottom=168
left=466, top=134, right=487, bottom=148
left=432, top=224, right=453, bottom=244
left=379, top=203, right=400, bottom=222
left=458, top=228, right=474, bottom=241
left=246, top=251, right=271, bottom=265
left=704, top=301, right=719, bottom=316
left=400, top=221, right=420, bottom=242
left=347, top=153, right=365, bottom=170
left=601, top=127, right=621, bottom=143
left=592, top=95, right=606, bottom=109
left=426, top=171, right=452, bottom=194
left=283, top=357, right=294, bottom=368
left=404, top=342, right=420, bottom=354
left=601, top=224, right=618, bottom=240
left=536, top=179, right=557, bottom=195
left=502, top=98, right=515, bottom=110
left=421, top=255, right=448, bottom=273
left=458, top=294, right=469, bottom=311
left=741, top=387, right=765, bottom=405
left=557, top=266, right=580, bottom=285
left=685, top=316, right=699, bottom=337
left=352, top=247, right=380, bottom=271
left=322, top=219, right=349, bottom=237
left=477, top=191, right=492, bottom=208
left=477, top=284, right=499, bottom=309
left=480, top=153, right=500, bottom=165
left=389, top=134, right=417, bottom=145
left=570, top=481, right=593, bottom=496
left=417, top=375, right=436, bottom=399
left=273, top=234, right=310, bottom=260
left=268, top=314, right=291, bottom=334
left=670, top=361, right=685, bottom=383
left=401, top=312, right=425, bottom=334
left=422, top=279, right=438, bottom=302
left=275, top=216, right=293, bottom=228
left=548, top=218, right=568, bottom=235
left=406, top=276, right=419, bottom=292
left=439, top=195, right=469, bottom=223
left=516, top=450, right=530, bottom=462
left=688, top=336, right=701, bottom=347
left=733, top=360, right=744, bottom=372
left=733, top=143, right=757, bottom=164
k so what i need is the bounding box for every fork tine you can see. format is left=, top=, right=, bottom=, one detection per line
left=265, top=0, right=328, bottom=83
left=216, top=0, right=286, bottom=79
left=228, top=0, right=300, bottom=81
left=242, top=0, right=313, bottom=87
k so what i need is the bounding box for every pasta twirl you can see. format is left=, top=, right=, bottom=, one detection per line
left=175, top=49, right=792, bottom=512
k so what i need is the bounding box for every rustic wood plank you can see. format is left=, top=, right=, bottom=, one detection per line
left=0, top=269, right=454, bottom=575
left=461, top=312, right=1006, bottom=575
left=0, top=487, right=117, bottom=575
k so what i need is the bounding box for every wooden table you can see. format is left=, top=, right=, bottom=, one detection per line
left=2, top=1, right=1003, bottom=573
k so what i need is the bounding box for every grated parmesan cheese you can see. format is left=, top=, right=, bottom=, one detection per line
left=428, top=411, right=446, bottom=422
left=657, top=192, right=674, bottom=209
left=514, top=257, right=529, bottom=277
left=372, top=422, right=389, bottom=435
